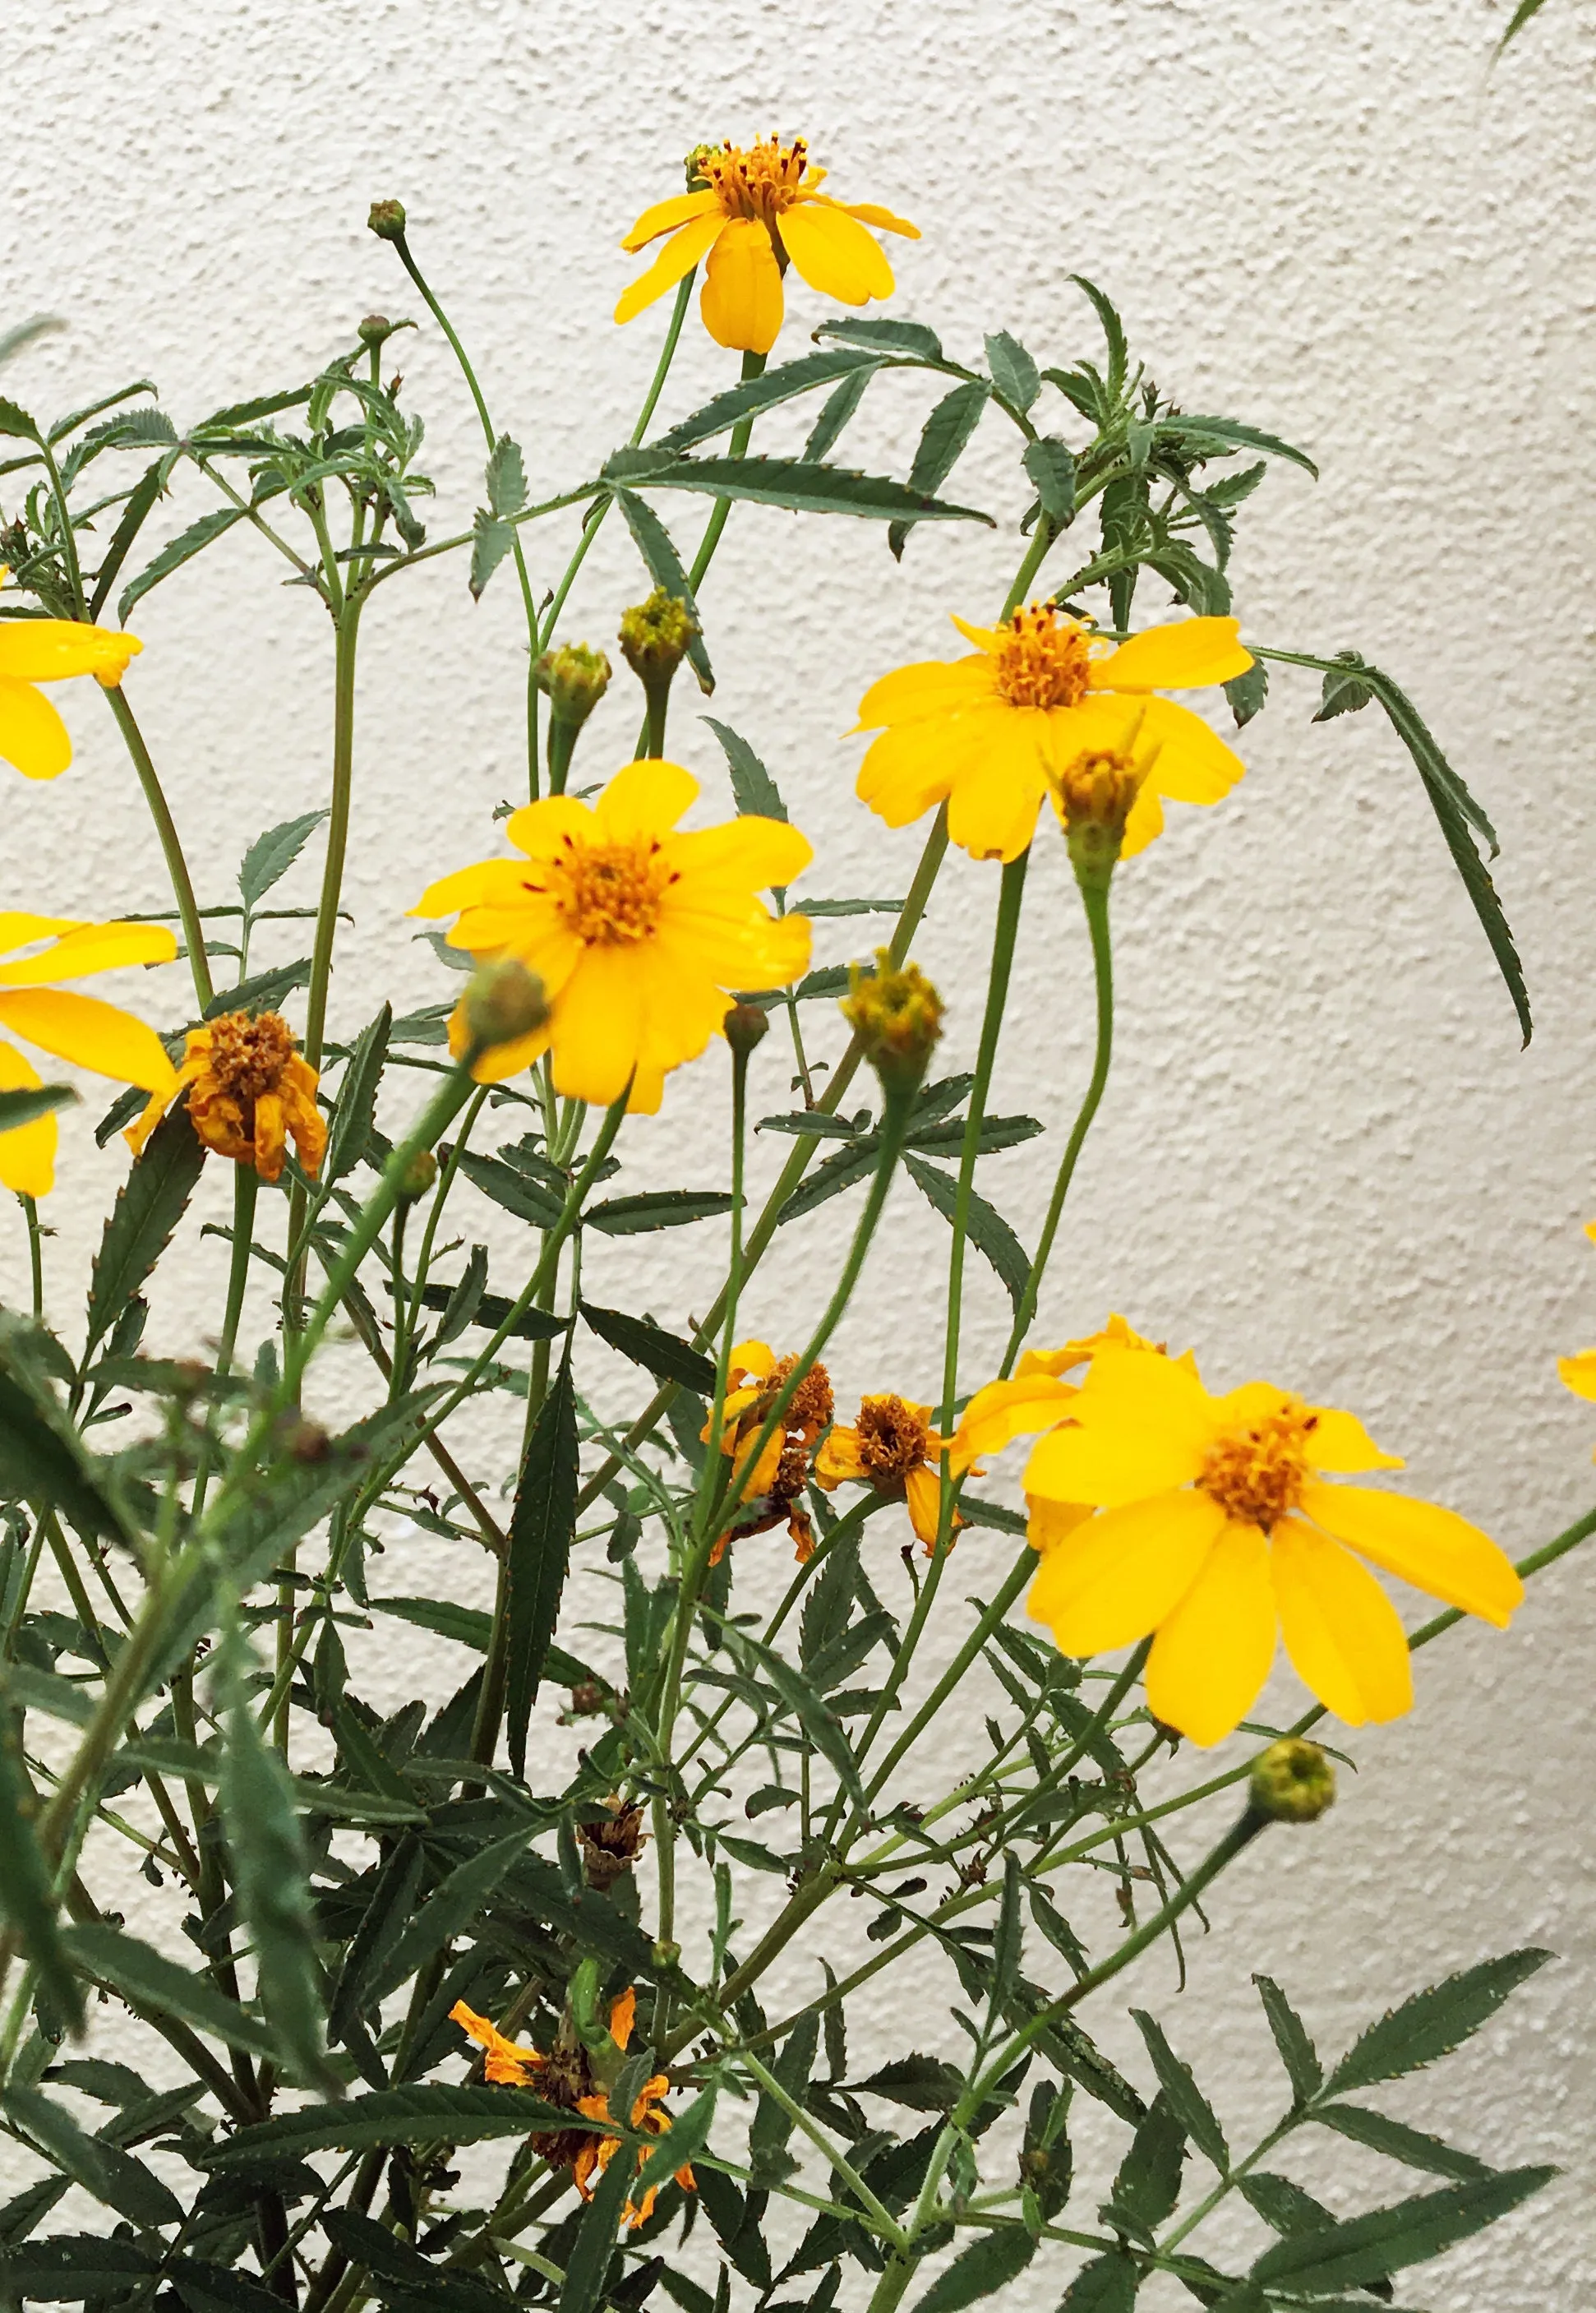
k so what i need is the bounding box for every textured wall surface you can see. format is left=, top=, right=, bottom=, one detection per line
left=4, top=0, right=1595, bottom=2302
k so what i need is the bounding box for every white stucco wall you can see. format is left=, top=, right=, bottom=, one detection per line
left=4, top=0, right=1595, bottom=2303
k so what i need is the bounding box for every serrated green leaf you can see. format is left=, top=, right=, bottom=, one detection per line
left=777, top=1136, right=882, bottom=1224
left=890, top=380, right=989, bottom=560
left=203, top=957, right=311, bottom=1020
left=702, top=716, right=786, bottom=822
left=587, top=1189, right=733, bottom=1235
left=0, top=2235, right=159, bottom=2297
left=0, top=396, right=41, bottom=443
left=1131, top=2009, right=1227, bottom=2170
left=904, top=1153, right=1031, bottom=1309
left=611, top=487, right=713, bottom=694
left=368, top=1595, right=491, bottom=1651
left=1312, top=2102, right=1491, bottom=2182
left=319, top=2208, right=506, bottom=2313
left=2, top=2087, right=182, bottom=2231
left=1225, top=660, right=1269, bottom=729
left=1498, top=0, right=1550, bottom=45
left=580, top=1302, right=715, bottom=1394
left=1168, top=413, right=1318, bottom=478
left=1024, top=435, right=1077, bottom=526
left=1069, top=276, right=1128, bottom=395
left=0, top=1085, right=75, bottom=1133
left=83, top=1105, right=205, bottom=1362
left=804, top=364, right=876, bottom=462
left=89, top=457, right=172, bottom=621
left=238, top=810, right=328, bottom=911
left=1102, top=2091, right=1184, bottom=2242
left=560, top=2122, right=636, bottom=2313
left=455, top=1147, right=564, bottom=1227
left=505, top=1341, right=579, bottom=1776
left=851, top=2053, right=962, bottom=2112
left=197, top=2082, right=590, bottom=2164
left=1323, top=1948, right=1550, bottom=2098
left=814, top=315, right=943, bottom=360
left=1058, top=2251, right=1138, bottom=2310
left=323, top=1003, right=390, bottom=1186
left=0, top=1703, right=82, bottom=2032
left=655, top=350, right=878, bottom=454
left=468, top=508, right=514, bottom=600
left=912, top=2225, right=1036, bottom=2312
left=368, top=1827, right=533, bottom=2003
left=726, top=1627, right=867, bottom=1817
left=1253, top=1972, right=1323, bottom=2103
left=118, top=505, right=245, bottom=621
left=985, top=330, right=1040, bottom=413
left=59, top=1922, right=279, bottom=2062
left=486, top=433, right=526, bottom=516
left=1251, top=2167, right=1555, bottom=2292
left=605, top=450, right=991, bottom=527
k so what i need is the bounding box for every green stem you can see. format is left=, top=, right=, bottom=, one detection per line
left=1003, top=871, right=1113, bottom=1369
left=860, top=1546, right=1035, bottom=1812
left=999, top=517, right=1055, bottom=621
left=303, top=600, right=363, bottom=1072
left=103, top=687, right=214, bottom=1009
left=21, top=1197, right=42, bottom=1320
left=687, top=351, right=767, bottom=591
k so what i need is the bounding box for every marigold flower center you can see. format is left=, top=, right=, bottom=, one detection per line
left=536, top=834, right=676, bottom=947
left=701, top=136, right=810, bottom=225
left=854, top=1393, right=931, bottom=1481
left=759, top=1354, right=834, bottom=1437
left=204, top=1009, right=298, bottom=1099
left=1197, top=1401, right=1317, bottom=1530
left=994, top=602, right=1094, bottom=710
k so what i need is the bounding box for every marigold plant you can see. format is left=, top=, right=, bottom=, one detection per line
left=0, top=136, right=1573, bottom=2313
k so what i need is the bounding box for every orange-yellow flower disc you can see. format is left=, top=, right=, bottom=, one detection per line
left=855, top=604, right=1253, bottom=864
left=0, top=576, right=144, bottom=780
left=815, top=1391, right=976, bottom=1553
left=0, top=913, right=178, bottom=1197
left=413, top=761, right=812, bottom=1115
left=1022, top=1344, right=1523, bottom=1746
left=616, top=136, right=919, bottom=355
left=127, top=1010, right=327, bottom=1185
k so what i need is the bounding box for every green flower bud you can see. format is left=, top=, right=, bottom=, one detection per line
left=367, top=199, right=408, bottom=243
left=535, top=642, right=611, bottom=727
left=723, top=1000, right=770, bottom=1057
left=357, top=313, right=395, bottom=349
left=1250, top=1738, right=1335, bottom=1824
left=462, top=958, right=550, bottom=1061
left=842, top=950, right=943, bottom=1102
left=395, top=1147, right=438, bottom=1203
left=618, top=588, right=699, bottom=684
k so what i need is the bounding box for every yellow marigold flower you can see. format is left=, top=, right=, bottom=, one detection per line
left=126, top=1010, right=327, bottom=1185
left=1023, top=1344, right=1524, bottom=1747
left=855, top=603, right=1253, bottom=863
left=703, top=1341, right=833, bottom=1562
left=0, top=913, right=178, bottom=1198
left=413, top=761, right=812, bottom=1114
left=816, top=1391, right=978, bottom=1554
left=616, top=136, right=919, bottom=355
left=0, top=576, right=143, bottom=781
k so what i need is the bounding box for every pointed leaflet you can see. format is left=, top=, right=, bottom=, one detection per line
left=985, top=331, right=1040, bottom=413
left=1069, top=275, right=1129, bottom=396
left=84, top=1106, right=205, bottom=1362
left=814, top=315, right=944, bottom=360
left=505, top=1340, right=580, bottom=1777
left=904, top=1153, right=1031, bottom=1309
left=1131, top=2010, right=1228, bottom=2170
left=323, top=1003, right=390, bottom=1185
left=1102, top=2090, right=1185, bottom=2241
left=196, top=2083, right=586, bottom=2163
left=1024, top=436, right=1077, bottom=527
left=611, top=486, right=714, bottom=694
left=89, top=457, right=172, bottom=621
left=702, top=716, right=787, bottom=823
left=61, top=1922, right=279, bottom=2062
left=580, top=1302, right=715, bottom=1395
left=1251, top=2168, right=1555, bottom=2294
left=468, top=509, right=515, bottom=600
left=654, top=350, right=879, bottom=452
left=0, top=1702, right=82, bottom=2032
left=320, top=2209, right=508, bottom=2313
left=560, top=2128, right=636, bottom=2313
left=888, top=381, right=989, bottom=559
left=0, top=1329, right=128, bottom=1544
left=1165, top=413, right=1317, bottom=478
left=1058, top=2251, right=1138, bottom=2310
left=0, top=1086, right=74, bottom=1135
left=911, top=2227, right=1036, bottom=2313
left=367, top=1829, right=535, bottom=2003
left=486, top=433, right=527, bottom=516
left=1312, top=2103, right=1491, bottom=2182
left=1322, top=1948, right=1550, bottom=2098
left=1252, top=1971, right=1322, bottom=2104
left=602, top=450, right=993, bottom=527
left=634, top=2080, right=718, bottom=2204
left=805, top=365, right=876, bottom=463
left=2, top=2087, right=182, bottom=2231
left=118, top=506, right=245, bottom=621
left=238, top=810, right=329, bottom=911
left=587, top=1190, right=733, bottom=1235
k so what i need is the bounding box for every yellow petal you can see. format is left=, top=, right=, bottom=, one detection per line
left=854, top=657, right=994, bottom=734
left=835, top=197, right=920, bottom=238
left=0, top=677, right=72, bottom=780
left=1558, top=1350, right=1596, bottom=1403
left=948, top=614, right=1008, bottom=655
left=903, top=1462, right=945, bottom=1547
left=1023, top=1346, right=1215, bottom=1509
left=0, top=1039, right=57, bottom=1198
left=953, top=1373, right=1077, bottom=1466
left=779, top=200, right=894, bottom=305
left=547, top=947, right=646, bottom=1108
left=814, top=1428, right=867, bottom=1487
left=615, top=211, right=727, bottom=325
left=1145, top=1520, right=1276, bottom=1746
left=411, top=859, right=525, bottom=921
left=944, top=713, right=1050, bottom=862
left=667, top=815, right=814, bottom=892
left=0, top=919, right=177, bottom=987
left=1027, top=1488, right=1226, bottom=1655
left=1272, top=1517, right=1414, bottom=1727
left=0, top=989, right=178, bottom=1092
left=729, top=1342, right=777, bottom=1384
left=503, top=796, right=600, bottom=861
left=1024, top=1494, right=1094, bottom=1554
left=596, top=759, right=699, bottom=841
left=1118, top=780, right=1165, bottom=858
left=1303, top=1405, right=1404, bottom=1474
left=620, top=187, right=722, bottom=252
left=1137, top=696, right=1246, bottom=807
left=0, top=915, right=81, bottom=956
left=1299, top=1481, right=1523, bottom=1627
left=699, top=219, right=785, bottom=354
left=0, top=622, right=141, bottom=682
left=1092, top=617, right=1252, bottom=694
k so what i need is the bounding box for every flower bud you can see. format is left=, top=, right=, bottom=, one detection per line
left=842, top=950, right=943, bottom=1102
left=1049, top=717, right=1160, bottom=896
left=462, top=958, right=550, bottom=1060
left=618, top=588, right=699, bottom=684
left=367, top=199, right=408, bottom=242
left=684, top=143, right=719, bottom=192
left=358, top=312, right=396, bottom=349
left=536, top=642, right=611, bottom=727
left=1250, top=1738, right=1335, bottom=1824
left=396, top=1147, right=438, bottom=1204
left=723, top=1000, right=770, bottom=1057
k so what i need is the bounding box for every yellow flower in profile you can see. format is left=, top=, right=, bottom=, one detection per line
left=127, top=1011, right=326, bottom=1185
left=815, top=1391, right=978, bottom=1554
left=413, top=761, right=812, bottom=1114
left=855, top=602, right=1253, bottom=863
left=1023, top=1345, right=1524, bottom=1747
left=703, top=1341, right=833, bottom=1563
left=0, top=576, right=143, bottom=780
left=616, top=136, right=919, bottom=355
left=0, top=913, right=178, bottom=1198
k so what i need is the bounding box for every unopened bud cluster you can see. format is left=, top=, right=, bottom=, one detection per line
left=463, top=958, right=549, bottom=1059
left=1250, top=1737, right=1335, bottom=1823
left=618, top=588, right=698, bottom=683
left=1052, top=739, right=1149, bottom=893
left=536, top=641, right=611, bottom=728
left=842, top=950, right=943, bottom=1101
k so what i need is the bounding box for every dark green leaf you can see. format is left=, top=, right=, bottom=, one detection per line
left=635, top=2080, right=717, bottom=2203
left=805, top=365, right=876, bottom=462
left=1323, top=1948, right=1550, bottom=2098
left=1102, top=2091, right=1185, bottom=2242
left=703, top=716, right=786, bottom=822
left=456, top=1147, right=565, bottom=1228
left=203, top=957, right=312, bottom=1019
left=0, top=1085, right=75, bottom=1133
left=118, top=505, right=245, bottom=621
left=587, top=1189, right=733, bottom=1235
left=561, top=2124, right=636, bottom=2312
left=369, top=1595, right=492, bottom=1652
left=505, top=1341, right=580, bottom=1776
left=889, top=381, right=989, bottom=558
left=1312, top=2101, right=1490, bottom=2181
left=431, top=1243, right=487, bottom=1346
left=486, top=433, right=527, bottom=516
left=414, top=1279, right=569, bottom=1343
left=1252, top=1972, right=1322, bottom=2103
left=1312, top=652, right=1374, bottom=722
left=319, top=2209, right=507, bottom=2313
left=1058, top=2250, right=1138, bottom=2310
left=985, top=331, right=1040, bottom=413
left=904, top=1154, right=1031, bottom=1309
left=0, top=1705, right=81, bottom=2031
left=611, top=487, right=713, bottom=694
left=727, top=1628, right=867, bottom=1816
left=1498, top=0, right=1550, bottom=46
left=218, top=1635, right=336, bottom=2095
left=1251, top=2168, right=1555, bottom=2293
left=238, top=810, right=328, bottom=911
left=606, top=451, right=992, bottom=527
left=1024, top=436, right=1077, bottom=526
left=172, top=2255, right=312, bottom=2313
left=814, top=316, right=944, bottom=360
left=0, top=2235, right=158, bottom=2297
left=656, top=352, right=878, bottom=453
left=61, top=1922, right=277, bottom=2068
left=324, top=1004, right=390, bottom=1185
left=1167, top=413, right=1317, bottom=478
left=368, top=1829, right=536, bottom=2003
left=759, top=1111, right=861, bottom=1141
left=0, top=2172, right=68, bottom=2245
left=84, top=1104, right=205, bottom=1361
left=800, top=1521, right=862, bottom=1669
left=1068, top=277, right=1128, bottom=394
left=1131, top=2010, right=1227, bottom=2170
left=1237, top=2169, right=1335, bottom=2240
left=468, top=508, right=514, bottom=601
left=912, top=2225, right=1035, bottom=2312
left=580, top=1302, right=715, bottom=1394
left=196, top=2082, right=591, bottom=2163
left=327, top=1835, right=424, bottom=2049
left=851, top=2055, right=962, bottom=2112
left=0, top=396, right=41, bottom=442
left=2, top=2087, right=182, bottom=2230
left=793, top=897, right=903, bottom=917
left=777, top=1137, right=882, bottom=1223
left=1225, top=661, right=1268, bottom=730
left=89, top=458, right=172, bottom=621
left=192, top=385, right=312, bottom=432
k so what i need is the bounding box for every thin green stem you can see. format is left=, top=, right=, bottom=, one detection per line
left=999, top=517, right=1056, bottom=621
left=687, top=351, right=767, bottom=592
left=103, top=687, right=214, bottom=1009
left=21, top=1197, right=42, bottom=1320
left=1003, top=871, right=1113, bottom=1369
left=303, top=600, right=363, bottom=1073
